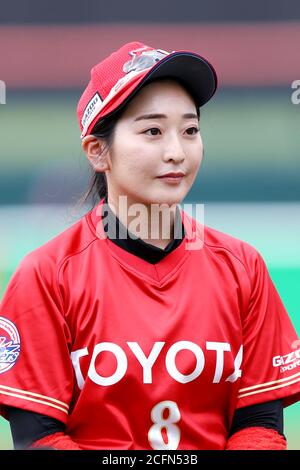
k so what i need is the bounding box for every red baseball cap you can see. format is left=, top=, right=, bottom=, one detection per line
left=77, top=41, right=218, bottom=139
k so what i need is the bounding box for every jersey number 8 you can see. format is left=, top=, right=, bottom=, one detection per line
left=148, top=400, right=181, bottom=450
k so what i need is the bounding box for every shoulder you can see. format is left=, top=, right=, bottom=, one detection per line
left=203, top=224, right=261, bottom=266
left=202, top=224, right=270, bottom=296
left=181, top=208, right=265, bottom=277
left=1, top=211, right=99, bottom=316
left=181, top=214, right=265, bottom=281
left=18, top=210, right=97, bottom=279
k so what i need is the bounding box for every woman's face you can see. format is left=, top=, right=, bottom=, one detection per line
left=105, top=79, right=204, bottom=208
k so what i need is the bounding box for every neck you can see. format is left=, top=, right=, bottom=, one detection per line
left=105, top=195, right=182, bottom=249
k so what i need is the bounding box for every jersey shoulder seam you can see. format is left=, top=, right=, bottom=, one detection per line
left=203, top=240, right=253, bottom=289
left=55, top=224, right=99, bottom=312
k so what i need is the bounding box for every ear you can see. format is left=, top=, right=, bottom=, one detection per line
left=81, top=135, right=111, bottom=172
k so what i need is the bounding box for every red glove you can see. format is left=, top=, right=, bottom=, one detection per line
left=226, top=426, right=287, bottom=450
left=29, top=432, right=82, bottom=450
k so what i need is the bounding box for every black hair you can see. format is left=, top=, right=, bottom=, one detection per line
left=80, top=78, right=201, bottom=208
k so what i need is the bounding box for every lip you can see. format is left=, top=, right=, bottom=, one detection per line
left=157, top=172, right=185, bottom=178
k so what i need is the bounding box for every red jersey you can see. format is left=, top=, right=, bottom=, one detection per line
left=0, top=198, right=300, bottom=449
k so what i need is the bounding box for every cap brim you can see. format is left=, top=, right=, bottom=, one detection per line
left=89, top=51, right=217, bottom=134
left=141, top=51, right=218, bottom=107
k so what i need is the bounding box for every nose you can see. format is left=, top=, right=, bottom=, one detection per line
left=162, top=132, right=185, bottom=163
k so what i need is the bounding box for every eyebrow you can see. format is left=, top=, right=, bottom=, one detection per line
left=134, top=113, right=198, bottom=121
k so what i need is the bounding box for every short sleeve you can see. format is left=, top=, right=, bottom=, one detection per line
left=236, top=249, right=300, bottom=409
left=0, top=252, right=74, bottom=424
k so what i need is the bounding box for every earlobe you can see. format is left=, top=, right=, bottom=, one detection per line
left=94, top=156, right=110, bottom=172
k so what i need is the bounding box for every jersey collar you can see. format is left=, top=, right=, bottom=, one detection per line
left=88, top=198, right=204, bottom=285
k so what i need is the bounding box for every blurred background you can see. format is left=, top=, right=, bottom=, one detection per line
left=0, top=0, right=300, bottom=450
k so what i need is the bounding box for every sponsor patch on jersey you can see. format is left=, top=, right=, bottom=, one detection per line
left=0, top=316, right=21, bottom=374
left=272, top=348, right=300, bottom=373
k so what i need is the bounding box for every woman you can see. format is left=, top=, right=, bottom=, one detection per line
left=0, top=41, right=299, bottom=450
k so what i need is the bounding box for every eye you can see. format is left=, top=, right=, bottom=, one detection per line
left=185, top=127, right=199, bottom=135
left=144, top=128, right=161, bottom=136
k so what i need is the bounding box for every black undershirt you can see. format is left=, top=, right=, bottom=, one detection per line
left=101, top=195, right=186, bottom=263
left=7, top=198, right=284, bottom=448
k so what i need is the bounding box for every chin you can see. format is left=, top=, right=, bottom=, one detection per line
left=149, top=192, right=184, bottom=207
left=130, top=186, right=187, bottom=207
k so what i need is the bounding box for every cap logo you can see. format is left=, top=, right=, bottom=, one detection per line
left=123, top=47, right=169, bottom=75
left=112, top=48, right=170, bottom=94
